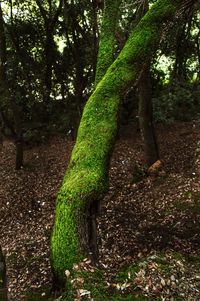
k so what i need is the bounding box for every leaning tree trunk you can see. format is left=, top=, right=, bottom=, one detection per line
left=51, top=0, right=193, bottom=283
left=87, top=0, right=122, bottom=261
left=138, top=65, right=159, bottom=167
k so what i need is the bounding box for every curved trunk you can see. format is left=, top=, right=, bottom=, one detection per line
left=51, top=0, right=190, bottom=282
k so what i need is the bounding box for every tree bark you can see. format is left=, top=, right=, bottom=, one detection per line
left=14, top=105, right=24, bottom=170
left=0, top=247, right=8, bottom=301
left=135, top=0, right=159, bottom=167
left=91, top=0, right=99, bottom=79
left=51, top=0, right=193, bottom=283
left=36, top=0, right=63, bottom=119
left=0, top=3, right=24, bottom=169
left=0, top=2, right=6, bottom=83
left=94, top=0, right=122, bottom=86
left=138, top=65, right=159, bottom=167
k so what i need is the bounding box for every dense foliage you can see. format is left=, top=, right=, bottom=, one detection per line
left=0, top=0, right=199, bottom=144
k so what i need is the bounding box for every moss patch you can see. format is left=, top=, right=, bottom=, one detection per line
left=175, top=191, right=200, bottom=213
left=60, top=262, right=149, bottom=301
left=25, top=287, right=53, bottom=301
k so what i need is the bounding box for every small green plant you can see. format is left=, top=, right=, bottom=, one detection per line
left=131, top=163, right=146, bottom=183
left=26, top=290, right=53, bottom=301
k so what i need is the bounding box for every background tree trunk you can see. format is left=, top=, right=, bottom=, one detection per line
left=138, top=65, right=159, bottom=167
left=51, top=0, right=189, bottom=283
left=0, top=247, right=8, bottom=301
left=135, top=0, right=159, bottom=167
left=94, top=0, right=122, bottom=86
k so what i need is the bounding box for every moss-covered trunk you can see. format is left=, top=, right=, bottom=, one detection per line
left=51, top=0, right=188, bottom=283
left=94, top=0, right=122, bottom=86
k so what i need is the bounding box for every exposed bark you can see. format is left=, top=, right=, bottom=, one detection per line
left=0, top=2, right=6, bottom=147
left=138, top=65, right=159, bottom=167
left=0, top=2, right=8, bottom=149
left=136, top=1, right=159, bottom=167
left=13, top=105, right=24, bottom=170
left=91, top=0, right=99, bottom=78
left=63, top=1, right=94, bottom=138
left=0, top=247, right=8, bottom=301
left=0, top=2, right=7, bottom=83
left=51, top=0, right=193, bottom=283
left=94, top=0, right=122, bottom=86
left=0, top=3, right=24, bottom=169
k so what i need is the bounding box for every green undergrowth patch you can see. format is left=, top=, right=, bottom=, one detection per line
left=27, top=253, right=200, bottom=300
left=175, top=190, right=200, bottom=213
left=131, top=163, right=146, bottom=184
left=184, top=254, right=200, bottom=264
left=59, top=259, right=150, bottom=301
left=59, top=253, right=199, bottom=300
left=25, top=286, right=53, bottom=301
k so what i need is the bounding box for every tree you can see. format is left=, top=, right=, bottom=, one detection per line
left=0, top=246, right=7, bottom=301
left=50, top=0, right=194, bottom=284
left=138, top=63, right=159, bottom=167
left=35, top=0, right=63, bottom=118
left=0, top=1, right=25, bottom=169
left=94, top=0, right=122, bottom=86
left=136, top=1, right=159, bottom=167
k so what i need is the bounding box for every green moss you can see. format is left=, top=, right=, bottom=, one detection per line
left=25, top=287, right=53, bottom=301
left=175, top=191, right=200, bottom=213
left=95, top=0, right=122, bottom=86
left=51, top=0, right=183, bottom=282
left=60, top=265, right=149, bottom=301
left=185, top=254, right=200, bottom=263
left=51, top=94, right=119, bottom=280
left=115, top=264, right=140, bottom=282
left=131, top=164, right=146, bottom=184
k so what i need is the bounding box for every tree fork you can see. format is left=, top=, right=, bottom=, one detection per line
left=51, top=0, right=194, bottom=283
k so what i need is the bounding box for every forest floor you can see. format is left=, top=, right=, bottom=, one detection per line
left=0, top=121, right=200, bottom=301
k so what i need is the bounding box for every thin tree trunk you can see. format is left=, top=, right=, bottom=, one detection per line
left=0, top=2, right=24, bottom=168
left=51, top=0, right=194, bottom=283
left=14, top=105, right=24, bottom=170
left=44, top=31, right=54, bottom=106
left=0, top=247, right=8, bottom=301
left=94, top=0, right=122, bottom=86
left=0, top=2, right=6, bottom=83
left=91, top=0, right=99, bottom=79
left=36, top=0, right=63, bottom=120
left=134, top=0, right=159, bottom=168
left=138, top=65, right=159, bottom=167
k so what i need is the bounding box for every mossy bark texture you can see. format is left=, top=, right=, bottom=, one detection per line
left=51, top=0, right=184, bottom=282
left=94, top=0, right=122, bottom=86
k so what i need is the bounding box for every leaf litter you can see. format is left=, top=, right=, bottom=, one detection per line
left=0, top=121, right=200, bottom=300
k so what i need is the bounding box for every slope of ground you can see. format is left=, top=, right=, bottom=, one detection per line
left=0, top=121, right=200, bottom=300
